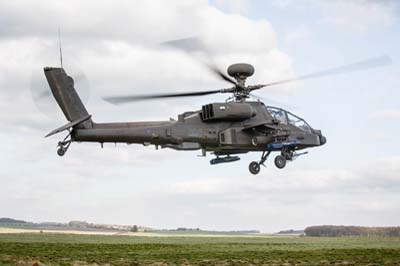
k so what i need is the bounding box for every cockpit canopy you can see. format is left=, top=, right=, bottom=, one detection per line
left=266, top=106, right=312, bottom=133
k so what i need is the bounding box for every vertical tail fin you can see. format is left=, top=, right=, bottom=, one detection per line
left=44, top=67, right=93, bottom=129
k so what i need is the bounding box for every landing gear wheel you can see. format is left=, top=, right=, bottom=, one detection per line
left=57, top=147, right=66, bottom=157
left=274, top=155, right=286, bottom=169
left=249, top=161, right=261, bottom=175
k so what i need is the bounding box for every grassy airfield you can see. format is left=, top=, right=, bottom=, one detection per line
left=0, top=232, right=400, bottom=265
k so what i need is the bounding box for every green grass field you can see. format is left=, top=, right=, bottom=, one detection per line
left=0, top=233, right=399, bottom=265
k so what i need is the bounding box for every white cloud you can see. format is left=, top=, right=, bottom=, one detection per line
left=164, top=156, right=400, bottom=230
left=370, top=109, right=400, bottom=120
left=213, top=0, right=251, bottom=15
left=171, top=157, right=400, bottom=198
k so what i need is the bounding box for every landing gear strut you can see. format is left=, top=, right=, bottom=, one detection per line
left=248, top=147, right=309, bottom=174
left=56, top=132, right=72, bottom=157
left=248, top=151, right=271, bottom=175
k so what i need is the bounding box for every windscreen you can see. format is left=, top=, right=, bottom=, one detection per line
left=287, top=112, right=312, bottom=132
left=266, top=106, right=312, bottom=132
left=266, top=107, right=287, bottom=124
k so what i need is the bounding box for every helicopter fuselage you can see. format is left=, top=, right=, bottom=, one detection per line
left=72, top=101, right=325, bottom=155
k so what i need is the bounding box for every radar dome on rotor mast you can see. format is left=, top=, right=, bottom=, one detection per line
left=227, top=63, right=254, bottom=78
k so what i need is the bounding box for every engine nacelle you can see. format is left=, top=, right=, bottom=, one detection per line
left=201, top=102, right=256, bottom=121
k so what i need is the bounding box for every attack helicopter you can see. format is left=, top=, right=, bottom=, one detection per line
left=43, top=44, right=391, bottom=174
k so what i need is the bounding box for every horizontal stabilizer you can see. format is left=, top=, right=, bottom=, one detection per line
left=45, top=115, right=92, bottom=138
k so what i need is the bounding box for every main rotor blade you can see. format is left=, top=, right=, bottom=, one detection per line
left=207, top=63, right=237, bottom=86
left=163, top=37, right=205, bottom=52
left=103, top=89, right=224, bottom=105
left=258, top=55, right=392, bottom=89
left=162, top=37, right=237, bottom=86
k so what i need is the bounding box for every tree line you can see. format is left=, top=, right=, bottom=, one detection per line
left=305, top=225, right=400, bottom=237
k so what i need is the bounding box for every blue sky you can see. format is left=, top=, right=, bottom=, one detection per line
left=0, top=0, right=399, bottom=232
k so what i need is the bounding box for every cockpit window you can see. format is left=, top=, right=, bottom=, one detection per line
left=287, top=112, right=312, bottom=132
left=266, top=107, right=287, bottom=124
left=266, top=106, right=312, bottom=132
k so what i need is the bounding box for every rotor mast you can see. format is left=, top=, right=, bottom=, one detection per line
left=227, top=63, right=255, bottom=102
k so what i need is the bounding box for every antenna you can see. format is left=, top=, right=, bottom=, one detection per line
left=58, top=27, right=63, bottom=68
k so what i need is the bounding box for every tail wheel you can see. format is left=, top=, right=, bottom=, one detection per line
left=56, top=139, right=71, bottom=157
left=249, top=161, right=261, bottom=175
left=274, top=155, right=286, bottom=169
